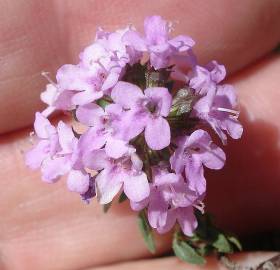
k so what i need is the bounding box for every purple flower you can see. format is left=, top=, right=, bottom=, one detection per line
left=76, top=103, right=132, bottom=159
left=83, top=148, right=150, bottom=204
left=192, top=84, right=243, bottom=144
left=131, top=167, right=200, bottom=236
left=25, top=112, right=59, bottom=170
left=40, top=64, right=105, bottom=116
left=25, top=113, right=90, bottom=194
left=123, top=15, right=195, bottom=69
left=79, top=27, right=141, bottom=91
left=56, top=64, right=106, bottom=106
left=40, top=83, right=73, bottom=117
left=170, top=129, right=226, bottom=195
left=83, top=27, right=141, bottom=66
left=111, top=81, right=172, bottom=150
left=189, top=61, right=226, bottom=96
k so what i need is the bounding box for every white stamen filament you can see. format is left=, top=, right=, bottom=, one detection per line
left=216, top=107, right=239, bottom=117
left=41, top=71, right=57, bottom=87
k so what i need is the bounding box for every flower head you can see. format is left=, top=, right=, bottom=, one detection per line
left=25, top=15, right=243, bottom=250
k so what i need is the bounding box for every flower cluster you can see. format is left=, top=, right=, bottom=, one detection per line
left=26, top=15, right=242, bottom=238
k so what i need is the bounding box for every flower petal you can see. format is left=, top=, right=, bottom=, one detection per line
left=111, top=81, right=144, bottom=109
left=114, top=109, right=146, bottom=141
left=155, top=172, right=180, bottom=186
left=105, top=137, right=129, bottom=159
left=67, top=170, right=90, bottom=194
left=34, top=112, right=55, bottom=139
left=40, top=84, right=59, bottom=106
left=147, top=190, right=168, bottom=228
left=206, top=61, right=226, bottom=83
left=41, top=157, right=71, bottom=183
left=157, top=209, right=177, bottom=234
left=76, top=103, right=104, bottom=126
left=83, top=149, right=110, bottom=170
left=145, top=117, right=170, bottom=150
left=123, top=172, right=150, bottom=202
left=54, top=90, right=76, bottom=111
left=80, top=43, right=108, bottom=67
left=130, top=197, right=149, bottom=211
left=177, top=207, right=198, bottom=236
left=72, top=90, right=103, bottom=105
left=78, top=127, right=107, bottom=153
left=225, top=118, right=243, bottom=139
left=199, top=144, right=226, bottom=170
left=57, top=64, right=96, bottom=93
left=150, top=52, right=170, bottom=70
left=168, top=35, right=195, bottom=52
left=101, top=71, right=120, bottom=92
left=185, top=156, right=206, bottom=196
left=25, top=140, right=50, bottom=169
left=57, top=121, right=75, bottom=154
left=185, top=129, right=210, bottom=148
left=122, top=30, right=147, bottom=51
left=144, top=87, right=172, bottom=117
left=170, top=148, right=185, bottom=174
left=96, top=169, right=123, bottom=204
left=144, top=15, right=168, bottom=45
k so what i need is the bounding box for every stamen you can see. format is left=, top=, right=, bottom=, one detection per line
left=41, top=71, right=57, bottom=87
left=29, top=131, right=35, bottom=144
left=216, top=107, right=239, bottom=117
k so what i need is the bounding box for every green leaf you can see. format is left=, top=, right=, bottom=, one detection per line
left=170, top=87, right=196, bottom=116
left=138, top=211, right=156, bottom=254
left=212, top=233, right=232, bottom=253
left=97, top=98, right=111, bottom=109
left=118, top=192, right=128, bottom=203
left=103, top=202, right=112, bottom=213
left=228, top=236, right=242, bottom=251
left=172, top=233, right=206, bottom=265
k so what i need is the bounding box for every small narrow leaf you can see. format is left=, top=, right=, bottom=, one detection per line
left=103, top=202, right=112, bottom=213
left=97, top=98, right=111, bottom=109
left=118, top=192, right=128, bottom=203
left=172, top=233, right=205, bottom=265
left=212, top=233, right=232, bottom=253
left=228, top=236, right=242, bottom=251
left=138, top=211, right=156, bottom=253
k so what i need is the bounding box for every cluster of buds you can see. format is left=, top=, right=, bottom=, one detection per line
left=26, top=15, right=243, bottom=258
